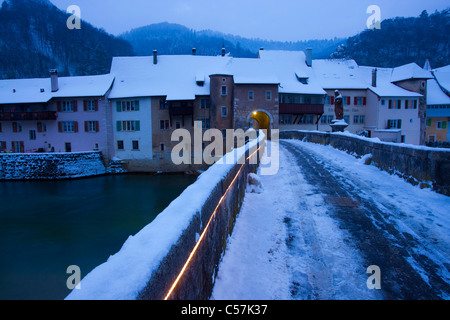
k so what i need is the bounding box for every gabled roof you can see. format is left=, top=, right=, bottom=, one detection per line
left=432, top=65, right=450, bottom=93
left=390, top=63, right=433, bottom=83
left=312, top=59, right=368, bottom=90
left=0, top=74, right=115, bottom=105
left=359, top=66, right=422, bottom=98
left=427, top=78, right=450, bottom=105
left=257, top=50, right=326, bottom=95
left=109, top=55, right=279, bottom=100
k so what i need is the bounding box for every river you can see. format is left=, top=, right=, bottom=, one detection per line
left=0, top=174, right=197, bottom=300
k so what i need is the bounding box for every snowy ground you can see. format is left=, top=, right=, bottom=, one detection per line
left=211, top=139, right=450, bottom=300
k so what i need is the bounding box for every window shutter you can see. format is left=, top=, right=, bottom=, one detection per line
left=414, top=100, right=418, bottom=109
left=116, top=101, right=121, bottom=112
left=11, top=141, right=15, bottom=153
left=74, top=121, right=78, bottom=133
left=388, top=100, right=392, bottom=109
left=37, top=122, right=42, bottom=133
left=135, top=121, right=140, bottom=131
left=134, top=100, right=140, bottom=111
left=354, top=97, right=358, bottom=105
left=363, top=97, right=367, bottom=105
left=57, top=101, right=62, bottom=112
left=12, top=122, right=17, bottom=132
left=116, top=121, right=122, bottom=132
left=94, top=100, right=99, bottom=111
left=397, top=100, right=401, bottom=109
left=58, top=122, right=63, bottom=132
left=443, top=121, right=447, bottom=129
left=83, top=100, right=88, bottom=111
left=397, top=119, right=402, bottom=129
left=331, top=96, right=334, bottom=105
left=20, top=141, right=24, bottom=152
left=73, top=102, right=78, bottom=112
left=346, top=97, right=350, bottom=105
left=427, top=119, right=431, bottom=126
left=84, top=121, right=88, bottom=132
left=95, top=121, right=100, bottom=132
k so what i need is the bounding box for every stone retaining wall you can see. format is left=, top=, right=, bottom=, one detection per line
left=0, top=152, right=106, bottom=180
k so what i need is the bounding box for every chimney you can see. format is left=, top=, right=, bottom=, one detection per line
left=192, top=48, right=196, bottom=55
left=260, top=47, right=264, bottom=51
left=153, top=50, right=158, bottom=65
left=372, top=68, right=377, bottom=87
left=305, top=48, right=312, bottom=67
left=50, top=69, right=59, bottom=92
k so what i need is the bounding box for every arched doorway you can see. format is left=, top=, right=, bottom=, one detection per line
left=247, top=110, right=273, bottom=138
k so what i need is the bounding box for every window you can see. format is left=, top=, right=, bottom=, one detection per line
left=324, top=96, right=331, bottom=105
left=65, top=143, right=72, bottom=153
left=85, top=121, right=99, bottom=133
left=360, top=115, right=365, bottom=124
left=132, top=140, right=139, bottom=150
left=266, top=91, right=271, bottom=100
left=0, top=122, right=2, bottom=132
left=12, top=141, right=24, bottom=153
left=381, top=99, right=385, bottom=106
left=117, top=140, right=124, bottom=150
left=37, top=122, right=47, bottom=133
left=29, top=130, right=36, bottom=140
left=306, top=115, right=313, bottom=124
left=426, top=118, right=432, bottom=127
left=116, top=100, right=140, bottom=112
left=160, top=99, right=168, bottom=109
left=279, top=114, right=292, bottom=125
left=221, top=106, right=227, bottom=117
left=353, top=115, right=359, bottom=124
left=198, top=118, right=210, bottom=129
left=12, top=122, right=22, bottom=132
left=200, top=98, right=210, bottom=109
left=59, top=121, right=78, bottom=133
left=85, top=100, right=98, bottom=112
left=62, top=101, right=75, bottom=112
left=437, top=121, right=447, bottom=129
left=327, top=115, right=334, bottom=124
left=389, top=100, right=401, bottom=109
left=248, top=91, right=254, bottom=101
left=0, top=141, right=6, bottom=151
left=401, top=135, right=406, bottom=143
left=354, top=97, right=366, bottom=106
left=344, top=115, right=350, bottom=124
left=175, top=121, right=181, bottom=129
left=117, top=120, right=140, bottom=132
left=221, top=86, right=227, bottom=96
left=160, top=143, right=166, bottom=151
left=387, top=119, right=402, bottom=129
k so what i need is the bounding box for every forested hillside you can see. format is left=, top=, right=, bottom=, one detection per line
left=331, top=9, right=450, bottom=68
left=0, top=0, right=134, bottom=79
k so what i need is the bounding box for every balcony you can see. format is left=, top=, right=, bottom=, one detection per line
left=168, top=101, right=194, bottom=117
left=0, top=111, right=58, bottom=121
left=279, top=103, right=324, bottom=115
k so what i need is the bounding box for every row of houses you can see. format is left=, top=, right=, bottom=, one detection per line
left=0, top=49, right=449, bottom=170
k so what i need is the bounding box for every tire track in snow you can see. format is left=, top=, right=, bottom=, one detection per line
left=282, top=140, right=446, bottom=299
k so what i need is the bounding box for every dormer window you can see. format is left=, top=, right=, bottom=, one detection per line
left=295, top=72, right=309, bottom=84
left=196, top=74, right=205, bottom=87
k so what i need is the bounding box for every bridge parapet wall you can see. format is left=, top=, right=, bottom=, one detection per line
left=280, top=130, right=450, bottom=196
left=66, top=133, right=266, bottom=300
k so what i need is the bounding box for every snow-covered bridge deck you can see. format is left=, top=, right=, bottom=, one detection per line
left=212, top=139, right=450, bottom=300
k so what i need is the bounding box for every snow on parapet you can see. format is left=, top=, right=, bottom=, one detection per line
left=65, top=131, right=265, bottom=300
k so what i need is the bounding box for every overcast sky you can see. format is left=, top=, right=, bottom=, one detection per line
left=51, top=0, right=449, bottom=41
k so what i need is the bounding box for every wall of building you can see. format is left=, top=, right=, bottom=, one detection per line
left=112, top=97, right=153, bottom=161
left=280, top=130, right=450, bottom=196
left=209, top=75, right=234, bottom=131
left=233, top=83, right=279, bottom=130
left=426, top=117, right=449, bottom=142
left=0, top=151, right=106, bottom=180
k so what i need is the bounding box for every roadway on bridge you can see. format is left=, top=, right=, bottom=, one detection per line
left=211, top=139, right=450, bottom=300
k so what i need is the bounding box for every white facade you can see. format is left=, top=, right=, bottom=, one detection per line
left=112, top=97, right=153, bottom=160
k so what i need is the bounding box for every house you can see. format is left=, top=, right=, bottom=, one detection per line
left=108, top=50, right=280, bottom=171
left=426, top=73, right=450, bottom=142
left=0, top=71, right=115, bottom=160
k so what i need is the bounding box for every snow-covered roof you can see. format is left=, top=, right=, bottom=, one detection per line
left=390, top=63, right=433, bottom=83
left=432, top=65, right=450, bottom=93
left=109, top=55, right=279, bottom=100
left=0, top=74, right=115, bottom=104
left=359, top=66, right=422, bottom=98
left=257, top=50, right=325, bottom=95
left=427, top=78, right=450, bottom=105
left=311, top=59, right=367, bottom=90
